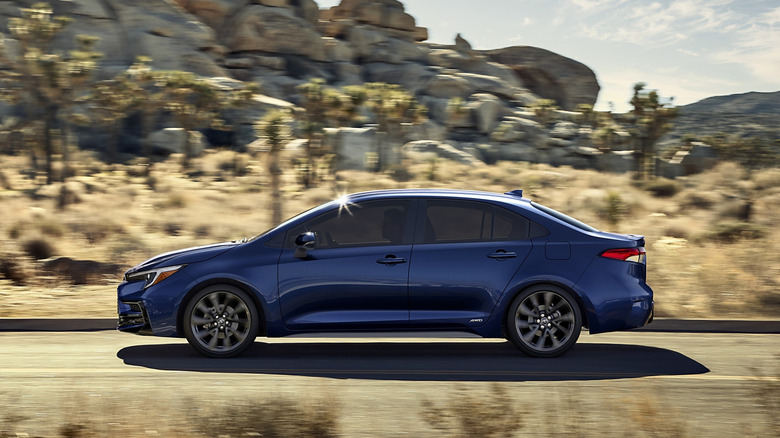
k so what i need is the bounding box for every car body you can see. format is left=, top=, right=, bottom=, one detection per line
left=117, top=189, right=653, bottom=358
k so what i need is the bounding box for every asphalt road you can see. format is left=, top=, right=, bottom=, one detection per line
left=0, top=328, right=778, bottom=437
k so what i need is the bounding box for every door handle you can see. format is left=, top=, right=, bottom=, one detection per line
left=488, top=250, right=517, bottom=260
left=377, top=255, right=407, bottom=265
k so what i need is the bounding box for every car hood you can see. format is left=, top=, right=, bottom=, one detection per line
left=126, top=241, right=239, bottom=274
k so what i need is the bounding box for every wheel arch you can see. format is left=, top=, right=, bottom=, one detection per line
left=501, top=281, right=590, bottom=335
left=176, top=278, right=268, bottom=337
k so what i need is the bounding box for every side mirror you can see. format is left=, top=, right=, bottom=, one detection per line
left=294, top=231, right=316, bottom=259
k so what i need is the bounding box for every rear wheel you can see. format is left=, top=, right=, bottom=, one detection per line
left=506, top=285, right=582, bottom=358
left=183, top=285, right=259, bottom=358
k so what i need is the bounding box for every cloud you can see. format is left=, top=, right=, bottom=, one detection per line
left=570, top=0, right=739, bottom=47
left=570, top=0, right=627, bottom=11
left=711, top=5, right=780, bottom=86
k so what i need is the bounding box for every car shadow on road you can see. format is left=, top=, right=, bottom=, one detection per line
left=117, top=340, right=709, bottom=381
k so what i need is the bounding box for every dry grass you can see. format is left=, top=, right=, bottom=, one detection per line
left=9, top=378, right=780, bottom=437
left=1, top=150, right=779, bottom=318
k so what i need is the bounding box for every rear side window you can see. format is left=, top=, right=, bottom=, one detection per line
left=424, top=200, right=541, bottom=243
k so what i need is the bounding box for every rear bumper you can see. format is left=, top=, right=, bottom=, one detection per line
left=627, top=297, right=654, bottom=329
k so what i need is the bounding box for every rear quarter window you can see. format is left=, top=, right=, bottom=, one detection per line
left=531, top=202, right=599, bottom=233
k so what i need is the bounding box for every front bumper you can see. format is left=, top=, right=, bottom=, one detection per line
left=117, top=300, right=153, bottom=335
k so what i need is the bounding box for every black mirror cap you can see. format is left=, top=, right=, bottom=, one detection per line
left=295, top=231, right=316, bottom=248
left=294, top=231, right=316, bottom=259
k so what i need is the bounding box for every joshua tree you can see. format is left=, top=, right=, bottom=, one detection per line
left=257, top=110, right=292, bottom=225
left=157, top=72, right=258, bottom=168
left=343, top=82, right=426, bottom=171
left=0, top=3, right=100, bottom=183
left=628, top=82, right=677, bottom=180
left=294, top=79, right=340, bottom=187
left=87, top=77, right=142, bottom=163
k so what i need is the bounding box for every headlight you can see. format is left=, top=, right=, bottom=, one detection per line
left=125, top=265, right=185, bottom=289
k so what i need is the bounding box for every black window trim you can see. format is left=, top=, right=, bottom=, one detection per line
left=283, top=198, right=417, bottom=250
left=415, top=198, right=541, bottom=245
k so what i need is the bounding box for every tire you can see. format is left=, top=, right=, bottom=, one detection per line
left=506, top=285, right=582, bottom=358
left=183, top=284, right=259, bottom=358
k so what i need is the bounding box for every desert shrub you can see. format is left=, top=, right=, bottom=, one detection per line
left=164, top=222, right=183, bottom=236
left=163, top=192, right=189, bottom=209
left=21, top=238, right=56, bottom=260
left=216, top=152, right=250, bottom=177
left=194, top=224, right=212, bottom=238
left=0, top=393, right=30, bottom=437
left=716, top=199, right=753, bottom=221
left=662, top=222, right=697, bottom=239
left=387, top=163, right=414, bottom=182
left=57, top=183, right=82, bottom=210
left=0, top=169, right=10, bottom=190
left=421, top=384, right=523, bottom=438
left=704, top=221, right=766, bottom=243
left=9, top=218, right=66, bottom=239
left=0, top=257, right=26, bottom=285
left=642, top=179, right=681, bottom=197
left=750, top=355, right=780, bottom=436
left=752, top=167, right=780, bottom=191
left=192, top=396, right=339, bottom=438
left=678, top=190, right=718, bottom=210
left=69, top=220, right=125, bottom=244
left=604, top=191, right=626, bottom=228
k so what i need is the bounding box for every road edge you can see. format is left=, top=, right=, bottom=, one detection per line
left=1, top=318, right=779, bottom=334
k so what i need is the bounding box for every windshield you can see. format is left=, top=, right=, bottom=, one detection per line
left=531, top=202, right=599, bottom=233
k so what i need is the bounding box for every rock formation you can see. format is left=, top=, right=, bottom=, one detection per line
left=481, top=46, right=600, bottom=111
left=0, top=1, right=710, bottom=178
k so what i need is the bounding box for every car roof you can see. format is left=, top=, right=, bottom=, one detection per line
left=345, top=189, right=531, bottom=206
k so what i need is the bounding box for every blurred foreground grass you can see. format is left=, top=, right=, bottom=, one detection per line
left=1, top=150, right=779, bottom=318
left=2, top=361, right=779, bottom=438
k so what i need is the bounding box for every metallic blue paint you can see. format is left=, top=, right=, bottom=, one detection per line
left=118, top=189, right=654, bottom=355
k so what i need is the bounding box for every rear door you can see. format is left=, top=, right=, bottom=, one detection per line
left=408, top=199, right=533, bottom=328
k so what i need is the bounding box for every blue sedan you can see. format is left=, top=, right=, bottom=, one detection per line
left=117, top=189, right=653, bottom=358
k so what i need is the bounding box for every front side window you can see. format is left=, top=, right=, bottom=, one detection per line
left=288, top=200, right=411, bottom=249
left=424, top=200, right=535, bottom=243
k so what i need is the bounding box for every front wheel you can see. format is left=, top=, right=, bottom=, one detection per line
left=506, top=285, right=582, bottom=358
left=183, top=285, right=259, bottom=358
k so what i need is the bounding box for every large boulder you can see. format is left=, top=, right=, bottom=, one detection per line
left=428, top=48, right=521, bottom=87
left=148, top=128, right=208, bottom=156
left=222, top=5, right=325, bottom=61
left=324, top=127, right=379, bottom=171
left=481, top=46, right=600, bottom=110
left=456, top=72, right=519, bottom=100
left=469, top=94, right=503, bottom=134
left=326, top=0, right=426, bottom=40
left=670, top=142, right=718, bottom=175
left=596, top=150, right=636, bottom=174
left=173, top=0, right=240, bottom=30
left=422, top=74, right=475, bottom=99
left=402, top=140, right=482, bottom=165
left=0, top=0, right=229, bottom=78
left=364, top=62, right=433, bottom=94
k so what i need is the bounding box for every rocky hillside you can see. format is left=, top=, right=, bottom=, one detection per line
left=2, top=0, right=763, bottom=179
left=660, top=91, right=780, bottom=149
left=681, top=91, right=780, bottom=114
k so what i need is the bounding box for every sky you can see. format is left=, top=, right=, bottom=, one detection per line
left=317, top=0, right=780, bottom=112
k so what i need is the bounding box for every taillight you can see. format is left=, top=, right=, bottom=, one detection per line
left=600, top=247, right=646, bottom=263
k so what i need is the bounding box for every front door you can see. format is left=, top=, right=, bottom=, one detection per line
left=278, top=199, right=415, bottom=330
